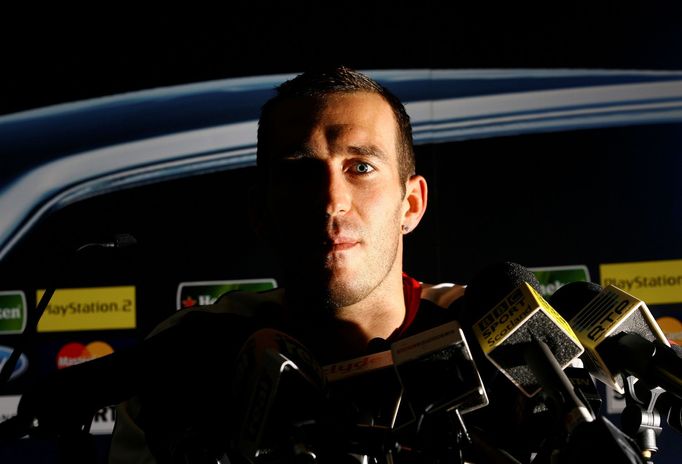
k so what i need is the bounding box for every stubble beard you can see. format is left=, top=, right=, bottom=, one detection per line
left=284, top=211, right=403, bottom=314
left=319, top=235, right=400, bottom=312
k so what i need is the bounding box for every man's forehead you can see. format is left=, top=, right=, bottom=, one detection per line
left=268, top=94, right=325, bottom=121
left=267, top=93, right=398, bottom=146
left=258, top=92, right=403, bottom=178
left=269, top=92, right=393, bottom=121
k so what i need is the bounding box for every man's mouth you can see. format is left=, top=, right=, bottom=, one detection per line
left=331, top=241, right=358, bottom=251
left=323, top=236, right=360, bottom=252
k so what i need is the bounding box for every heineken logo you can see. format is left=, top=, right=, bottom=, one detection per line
left=176, top=279, right=277, bottom=310
left=0, top=291, right=27, bottom=334
left=529, top=266, right=591, bottom=298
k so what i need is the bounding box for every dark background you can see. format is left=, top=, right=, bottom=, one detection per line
left=2, top=3, right=682, bottom=117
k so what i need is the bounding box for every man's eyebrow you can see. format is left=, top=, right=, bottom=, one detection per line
left=279, top=146, right=317, bottom=159
left=276, top=145, right=388, bottom=161
left=348, top=145, right=388, bottom=160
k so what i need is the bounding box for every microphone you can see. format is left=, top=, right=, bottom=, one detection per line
left=322, top=324, right=490, bottom=463
left=390, top=320, right=489, bottom=417
left=232, top=327, right=328, bottom=463
left=462, top=262, right=647, bottom=464
left=461, top=262, right=596, bottom=464
left=323, top=341, right=403, bottom=429
left=564, top=362, right=603, bottom=416
left=234, top=330, right=413, bottom=462
left=390, top=321, right=492, bottom=464
left=76, top=233, right=138, bottom=252
left=549, top=281, right=682, bottom=398
left=463, top=261, right=585, bottom=398
left=322, top=344, right=407, bottom=462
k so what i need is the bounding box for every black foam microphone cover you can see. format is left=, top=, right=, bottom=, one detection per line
left=462, top=261, right=542, bottom=326
left=548, top=281, right=603, bottom=321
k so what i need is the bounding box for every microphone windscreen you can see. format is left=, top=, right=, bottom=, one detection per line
left=548, top=281, right=602, bottom=321
left=464, top=261, right=584, bottom=396
left=463, top=261, right=541, bottom=325
left=549, top=281, right=672, bottom=394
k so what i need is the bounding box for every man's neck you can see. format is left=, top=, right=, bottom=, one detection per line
left=331, top=280, right=406, bottom=342
left=284, top=271, right=407, bottom=362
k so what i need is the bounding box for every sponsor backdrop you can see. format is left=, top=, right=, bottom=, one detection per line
left=37, top=286, right=136, bottom=332
left=600, top=259, right=682, bottom=305
left=0, top=291, right=27, bottom=334
left=177, top=279, right=277, bottom=309
left=1, top=95, right=681, bottom=462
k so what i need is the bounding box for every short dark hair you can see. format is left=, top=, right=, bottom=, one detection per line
left=256, top=66, right=416, bottom=188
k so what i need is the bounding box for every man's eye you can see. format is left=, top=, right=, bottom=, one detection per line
left=353, top=162, right=375, bottom=174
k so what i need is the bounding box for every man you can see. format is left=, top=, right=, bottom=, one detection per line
left=251, top=67, right=429, bottom=361
left=109, top=67, right=465, bottom=463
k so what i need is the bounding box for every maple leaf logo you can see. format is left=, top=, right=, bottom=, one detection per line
left=181, top=296, right=197, bottom=308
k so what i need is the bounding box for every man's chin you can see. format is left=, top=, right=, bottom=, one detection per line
left=285, top=272, right=366, bottom=311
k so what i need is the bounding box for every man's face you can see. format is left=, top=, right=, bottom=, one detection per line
left=260, top=92, right=410, bottom=310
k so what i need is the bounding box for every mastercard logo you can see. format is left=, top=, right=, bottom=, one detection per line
left=56, top=341, right=114, bottom=369
left=656, top=317, right=682, bottom=345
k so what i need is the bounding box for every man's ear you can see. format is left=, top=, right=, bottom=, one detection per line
left=401, top=175, right=428, bottom=234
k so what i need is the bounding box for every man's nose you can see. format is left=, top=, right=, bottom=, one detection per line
left=324, top=168, right=351, bottom=217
